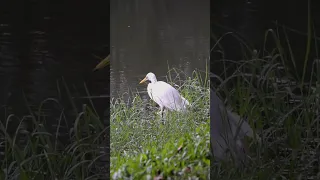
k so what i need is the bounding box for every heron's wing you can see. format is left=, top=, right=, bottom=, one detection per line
left=211, top=89, right=256, bottom=163
left=149, top=82, right=184, bottom=111
left=211, top=89, right=235, bottom=159
left=227, top=110, right=254, bottom=139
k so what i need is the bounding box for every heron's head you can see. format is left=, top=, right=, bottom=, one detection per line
left=139, top=72, right=157, bottom=84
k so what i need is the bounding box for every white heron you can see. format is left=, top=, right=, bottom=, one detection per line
left=139, top=72, right=190, bottom=116
left=211, top=88, right=258, bottom=164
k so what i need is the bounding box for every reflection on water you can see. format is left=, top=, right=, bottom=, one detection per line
left=110, top=0, right=210, bottom=100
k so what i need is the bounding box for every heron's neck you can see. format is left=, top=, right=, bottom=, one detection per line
left=150, top=78, right=157, bottom=83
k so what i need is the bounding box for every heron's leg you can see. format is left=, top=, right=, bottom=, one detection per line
left=157, top=106, right=164, bottom=117
left=160, top=106, right=164, bottom=118
left=156, top=106, right=163, bottom=116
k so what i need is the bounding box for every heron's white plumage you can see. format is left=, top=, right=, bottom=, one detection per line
left=211, top=88, right=258, bottom=164
left=140, top=72, right=189, bottom=114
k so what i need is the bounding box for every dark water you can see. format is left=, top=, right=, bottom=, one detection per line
left=0, top=1, right=110, bottom=167
left=0, top=1, right=110, bottom=120
left=110, top=0, right=210, bottom=101
left=211, top=0, right=320, bottom=80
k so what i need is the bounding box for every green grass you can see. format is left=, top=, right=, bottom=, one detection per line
left=211, top=23, right=320, bottom=179
left=110, top=69, right=210, bottom=179
left=0, top=78, right=108, bottom=180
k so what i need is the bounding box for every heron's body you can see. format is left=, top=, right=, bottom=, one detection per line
left=211, top=88, right=258, bottom=164
left=140, top=72, right=189, bottom=115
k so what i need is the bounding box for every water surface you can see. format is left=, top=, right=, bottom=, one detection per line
left=110, top=0, right=210, bottom=101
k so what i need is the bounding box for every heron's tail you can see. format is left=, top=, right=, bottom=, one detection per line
left=181, top=96, right=190, bottom=106
left=176, top=96, right=189, bottom=112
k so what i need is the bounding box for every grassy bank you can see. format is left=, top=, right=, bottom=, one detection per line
left=110, top=70, right=210, bottom=179
left=0, top=79, right=108, bottom=180
left=211, top=28, right=320, bottom=179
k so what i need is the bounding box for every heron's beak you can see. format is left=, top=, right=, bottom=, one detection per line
left=92, top=54, right=110, bottom=72
left=139, top=77, right=147, bottom=84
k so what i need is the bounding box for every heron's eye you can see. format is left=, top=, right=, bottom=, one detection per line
left=147, top=80, right=151, bottom=83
